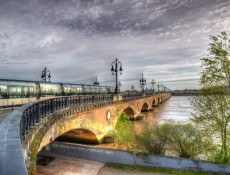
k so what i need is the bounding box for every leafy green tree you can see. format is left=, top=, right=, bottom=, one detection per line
left=200, top=32, right=230, bottom=88
left=112, top=112, right=136, bottom=150
left=191, top=32, right=230, bottom=163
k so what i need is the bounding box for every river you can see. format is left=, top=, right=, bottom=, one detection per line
left=132, top=96, right=194, bottom=134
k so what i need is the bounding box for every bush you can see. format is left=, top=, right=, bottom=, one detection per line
left=136, top=124, right=168, bottom=155
left=137, top=122, right=212, bottom=158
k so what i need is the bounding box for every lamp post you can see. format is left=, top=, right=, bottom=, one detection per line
left=94, top=76, right=99, bottom=86
left=111, top=58, right=123, bottom=94
left=163, top=85, right=166, bottom=92
left=157, top=82, right=160, bottom=93
left=161, top=84, right=164, bottom=93
left=140, top=73, right=146, bottom=93
left=131, top=84, right=135, bottom=92
left=41, top=67, right=51, bottom=82
left=118, top=81, right=121, bottom=93
left=151, top=79, right=156, bottom=94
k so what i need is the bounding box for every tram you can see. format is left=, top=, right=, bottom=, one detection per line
left=0, top=79, right=114, bottom=107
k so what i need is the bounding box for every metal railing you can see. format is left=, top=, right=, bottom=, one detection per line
left=121, top=92, right=143, bottom=99
left=20, top=94, right=113, bottom=141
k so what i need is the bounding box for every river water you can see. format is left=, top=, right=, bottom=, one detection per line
left=132, top=96, right=194, bottom=134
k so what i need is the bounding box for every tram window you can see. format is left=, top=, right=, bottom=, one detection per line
left=40, top=83, right=62, bottom=96
left=0, top=85, right=7, bottom=98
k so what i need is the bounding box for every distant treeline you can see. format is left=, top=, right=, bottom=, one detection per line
left=171, top=89, right=200, bottom=96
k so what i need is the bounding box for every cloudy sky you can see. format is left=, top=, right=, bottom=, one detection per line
left=0, top=0, right=229, bottom=90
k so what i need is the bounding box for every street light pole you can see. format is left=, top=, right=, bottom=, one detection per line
left=157, top=82, right=160, bottom=94
left=111, top=58, right=123, bottom=94
left=41, top=67, right=51, bottom=82
left=118, top=81, right=121, bottom=93
left=94, top=76, right=99, bottom=86
left=140, top=73, right=146, bottom=94
left=131, top=84, right=135, bottom=92
left=151, top=79, right=156, bottom=94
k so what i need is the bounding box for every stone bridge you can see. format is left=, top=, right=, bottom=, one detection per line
left=0, top=93, right=171, bottom=175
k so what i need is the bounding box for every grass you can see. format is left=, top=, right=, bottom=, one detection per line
left=106, top=163, right=221, bottom=175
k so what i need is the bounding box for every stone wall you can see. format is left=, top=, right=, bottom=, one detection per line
left=40, top=142, right=230, bottom=174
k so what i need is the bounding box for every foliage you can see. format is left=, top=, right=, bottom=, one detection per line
left=137, top=122, right=210, bottom=158
left=136, top=123, right=168, bottom=155
left=165, top=123, right=212, bottom=158
left=112, top=112, right=136, bottom=150
left=200, top=32, right=230, bottom=88
left=191, top=32, right=230, bottom=163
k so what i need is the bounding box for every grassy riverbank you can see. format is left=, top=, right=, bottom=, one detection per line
left=105, top=163, right=220, bottom=175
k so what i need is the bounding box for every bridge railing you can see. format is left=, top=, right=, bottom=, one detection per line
left=20, top=94, right=113, bottom=142
left=121, top=92, right=143, bottom=99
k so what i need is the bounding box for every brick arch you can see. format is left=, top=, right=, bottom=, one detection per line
left=122, top=107, right=136, bottom=120
left=38, top=114, right=107, bottom=151
left=55, top=128, right=100, bottom=144
left=141, top=101, right=150, bottom=112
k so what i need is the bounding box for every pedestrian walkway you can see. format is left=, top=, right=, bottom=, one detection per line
left=37, top=155, right=104, bottom=175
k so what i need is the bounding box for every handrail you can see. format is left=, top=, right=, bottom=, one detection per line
left=121, top=92, right=143, bottom=99
left=20, top=94, right=113, bottom=142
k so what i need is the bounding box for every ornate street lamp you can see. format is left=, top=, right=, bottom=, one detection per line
left=111, top=58, right=123, bottom=94
left=41, top=67, right=51, bottom=82
left=140, top=73, right=146, bottom=93
left=151, top=79, right=156, bottom=94
left=94, top=76, right=99, bottom=86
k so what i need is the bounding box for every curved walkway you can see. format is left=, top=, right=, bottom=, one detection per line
left=36, top=154, right=172, bottom=175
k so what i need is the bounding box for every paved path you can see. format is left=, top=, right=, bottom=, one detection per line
left=0, top=108, right=14, bottom=124
left=37, top=155, right=104, bottom=175
left=37, top=154, right=173, bottom=175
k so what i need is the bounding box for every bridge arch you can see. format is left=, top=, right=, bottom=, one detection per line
left=122, top=107, right=136, bottom=119
left=141, top=102, right=150, bottom=112
left=55, top=128, right=100, bottom=144
left=39, top=115, right=106, bottom=151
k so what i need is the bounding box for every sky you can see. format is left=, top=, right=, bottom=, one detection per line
left=0, top=0, right=230, bottom=90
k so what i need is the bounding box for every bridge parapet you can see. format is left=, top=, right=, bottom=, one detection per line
left=0, top=93, right=171, bottom=175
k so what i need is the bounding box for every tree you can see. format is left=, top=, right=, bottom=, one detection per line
left=191, top=32, right=230, bottom=163
left=112, top=112, right=136, bottom=150
left=200, top=32, right=230, bottom=88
